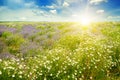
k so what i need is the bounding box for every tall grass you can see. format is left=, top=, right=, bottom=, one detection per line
left=0, top=22, right=120, bottom=80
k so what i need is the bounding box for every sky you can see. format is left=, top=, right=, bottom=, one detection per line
left=0, top=0, right=120, bottom=21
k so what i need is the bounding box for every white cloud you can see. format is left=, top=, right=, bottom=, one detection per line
left=32, top=9, right=46, bottom=16
left=107, top=16, right=120, bottom=19
left=39, top=11, right=44, bottom=14
left=20, top=17, right=27, bottom=20
left=89, top=0, right=108, bottom=5
left=0, top=6, right=8, bottom=11
left=96, top=10, right=104, bottom=14
left=0, top=4, right=61, bottom=21
left=56, top=0, right=80, bottom=7
left=72, top=14, right=78, bottom=17
left=64, top=0, right=82, bottom=3
left=24, top=2, right=38, bottom=8
left=9, top=0, right=24, bottom=4
left=6, top=0, right=24, bottom=6
left=63, top=2, right=69, bottom=7
left=46, top=5, right=55, bottom=9
left=50, top=10, right=57, bottom=14
left=5, top=0, right=39, bottom=9
left=0, top=7, right=36, bottom=21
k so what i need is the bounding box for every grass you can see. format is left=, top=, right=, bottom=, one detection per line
left=0, top=22, right=120, bottom=80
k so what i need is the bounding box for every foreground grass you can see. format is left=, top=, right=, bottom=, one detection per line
left=0, top=22, right=120, bottom=80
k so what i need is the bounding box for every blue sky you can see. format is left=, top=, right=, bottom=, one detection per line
left=0, top=0, right=120, bottom=21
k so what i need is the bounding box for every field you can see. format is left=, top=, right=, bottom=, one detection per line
left=0, top=22, right=120, bottom=80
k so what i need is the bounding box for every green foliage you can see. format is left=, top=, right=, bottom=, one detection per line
left=2, top=32, right=12, bottom=38
left=0, top=22, right=120, bottom=80
left=0, top=39, right=5, bottom=53
left=55, top=35, right=81, bottom=51
left=5, top=34, right=25, bottom=54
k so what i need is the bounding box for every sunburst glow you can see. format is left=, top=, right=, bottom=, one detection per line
left=80, top=17, right=91, bottom=25
left=80, top=16, right=91, bottom=26
left=73, top=14, right=94, bottom=26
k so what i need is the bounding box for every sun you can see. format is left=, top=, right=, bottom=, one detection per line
left=72, top=13, right=94, bottom=25
left=80, top=15, right=92, bottom=26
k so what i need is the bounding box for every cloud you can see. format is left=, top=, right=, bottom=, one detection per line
left=24, top=1, right=39, bottom=8
left=32, top=9, right=48, bottom=17
left=20, top=17, right=27, bottom=20
left=0, top=0, right=70, bottom=21
left=89, top=0, right=108, bottom=5
left=5, top=0, right=25, bottom=9
left=0, top=0, right=114, bottom=21
left=46, top=5, right=55, bottom=9
left=0, top=4, right=59, bottom=21
left=0, top=6, right=8, bottom=11
left=50, top=9, right=57, bottom=14
left=72, top=14, right=78, bottom=17
left=56, top=0, right=80, bottom=7
left=64, top=0, right=81, bottom=3
left=3, top=0, right=39, bottom=9
left=63, top=2, right=69, bottom=7
left=8, top=0, right=24, bottom=4
left=0, top=7, right=36, bottom=21
left=107, top=16, right=120, bottom=19
left=107, top=16, right=120, bottom=21
left=96, top=9, right=104, bottom=14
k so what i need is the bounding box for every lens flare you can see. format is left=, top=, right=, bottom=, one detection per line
left=80, top=15, right=92, bottom=26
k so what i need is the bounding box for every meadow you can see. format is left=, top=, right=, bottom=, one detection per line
left=0, top=22, right=120, bottom=80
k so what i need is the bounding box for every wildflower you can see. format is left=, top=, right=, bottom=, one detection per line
left=19, top=65, right=23, bottom=69
left=72, top=74, right=75, bottom=78
left=3, top=67, right=6, bottom=70
left=64, top=71, right=67, bottom=73
left=39, top=73, right=42, bottom=76
left=50, top=73, right=53, bottom=76
left=0, top=71, right=2, bottom=75
left=0, top=59, right=2, bottom=62
left=79, top=71, right=82, bottom=74
left=83, top=67, right=86, bottom=70
left=12, top=75, right=15, bottom=77
left=33, top=69, right=37, bottom=72
left=19, top=71, right=23, bottom=74
left=95, top=66, right=97, bottom=69
left=82, top=75, right=84, bottom=78
left=21, top=58, right=24, bottom=61
left=30, top=72, right=32, bottom=75
left=19, top=75, right=22, bottom=78
left=27, top=74, right=30, bottom=77
left=90, top=76, right=93, bottom=79
left=44, top=77, right=47, bottom=80
left=74, top=72, right=77, bottom=75
left=79, top=78, right=82, bottom=80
